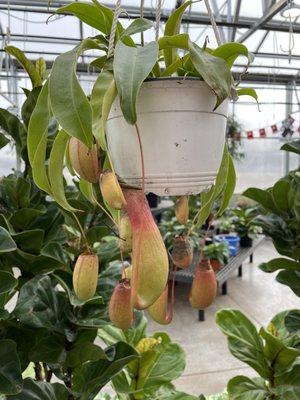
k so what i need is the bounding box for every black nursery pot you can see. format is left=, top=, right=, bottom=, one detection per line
left=240, top=235, right=253, bottom=248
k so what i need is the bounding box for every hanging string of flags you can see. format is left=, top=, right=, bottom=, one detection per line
left=245, top=115, right=300, bottom=139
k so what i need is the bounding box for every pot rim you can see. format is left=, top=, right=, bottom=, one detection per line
left=145, top=76, right=203, bottom=82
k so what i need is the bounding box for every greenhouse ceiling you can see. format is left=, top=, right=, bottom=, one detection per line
left=0, top=0, right=300, bottom=108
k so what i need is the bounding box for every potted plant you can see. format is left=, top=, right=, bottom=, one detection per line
left=231, top=206, right=261, bottom=247
left=47, top=0, right=257, bottom=196
left=216, top=215, right=234, bottom=234
left=226, top=115, right=245, bottom=161
left=203, top=241, right=230, bottom=271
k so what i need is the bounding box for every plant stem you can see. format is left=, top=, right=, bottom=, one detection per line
left=134, top=123, right=145, bottom=195
left=71, top=212, right=90, bottom=253
left=43, top=363, right=52, bottom=382
left=34, top=362, right=43, bottom=381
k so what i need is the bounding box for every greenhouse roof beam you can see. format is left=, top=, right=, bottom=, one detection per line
left=230, top=0, right=242, bottom=42
left=237, top=0, right=289, bottom=43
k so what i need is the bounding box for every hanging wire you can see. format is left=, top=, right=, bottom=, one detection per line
left=194, top=0, right=227, bottom=43
left=155, top=0, right=162, bottom=41
left=203, top=0, right=222, bottom=46
left=107, top=0, right=122, bottom=59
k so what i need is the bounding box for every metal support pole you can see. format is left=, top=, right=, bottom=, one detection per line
left=285, top=82, right=293, bottom=175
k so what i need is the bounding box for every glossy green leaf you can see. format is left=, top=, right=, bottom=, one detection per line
left=161, top=54, right=189, bottom=77
left=0, top=227, right=17, bottom=253
left=13, top=229, right=44, bottom=253
left=272, top=179, right=291, bottom=213
left=49, top=130, right=76, bottom=212
left=163, top=1, right=192, bottom=67
left=136, top=342, right=186, bottom=392
left=49, top=39, right=100, bottom=148
left=216, top=309, right=271, bottom=379
left=114, top=41, right=159, bottom=124
left=72, top=342, right=139, bottom=400
left=285, top=310, right=300, bottom=333
left=65, top=342, right=106, bottom=368
left=29, top=334, right=66, bottom=364
left=216, top=153, right=236, bottom=217
left=189, top=42, right=232, bottom=109
left=5, top=45, right=42, bottom=87
left=9, top=379, right=69, bottom=400
left=0, top=271, right=17, bottom=294
left=227, top=376, right=271, bottom=400
left=0, top=339, right=22, bottom=395
left=212, top=42, right=253, bottom=68
left=273, top=362, right=300, bottom=399
left=35, top=57, right=47, bottom=81
left=281, top=140, right=300, bottom=155
left=14, top=275, right=70, bottom=333
left=159, top=34, right=189, bottom=51
left=243, top=187, right=277, bottom=213
left=260, top=257, right=299, bottom=273
left=120, top=18, right=154, bottom=39
left=276, top=270, right=300, bottom=296
left=27, top=81, right=52, bottom=194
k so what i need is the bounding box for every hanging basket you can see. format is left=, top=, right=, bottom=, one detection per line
left=106, top=77, right=228, bottom=196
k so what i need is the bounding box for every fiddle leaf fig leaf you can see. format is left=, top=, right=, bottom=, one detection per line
left=0, top=132, right=9, bottom=149
left=216, top=309, right=271, bottom=379
left=285, top=310, right=300, bottom=333
left=9, top=379, right=69, bottom=400
left=49, top=38, right=101, bottom=148
left=114, top=41, right=159, bottom=124
left=0, top=108, right=26, bottom=150
left=29, top=334, right=66, bottom=364
left=163, top=0, right=193, bottom=67
left=0, top=271, right=18, bottom=294
left=259, top=257, right=299, bottom=273
left=0, top=227, right=17, bottom=253
left=189, top=42, right=232, bottom=109
left=0, top=339, right=23, bottom=395
left=281, top=140, right=300, bottom=155
left=5, top=45, right=42, bottom=87
left=49, top=130, right=77, bottom=212
left=27, top=81, right=52, bottom=194
left=227, top=376, right=271, bottom=400
left=276, top=270, right=300, bottom=296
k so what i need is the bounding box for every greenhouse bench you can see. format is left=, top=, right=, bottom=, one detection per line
left=169, top=236, right=265, bottom=322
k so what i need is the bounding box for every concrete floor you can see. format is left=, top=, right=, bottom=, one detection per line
left=147, top=239, right=299, bottom=397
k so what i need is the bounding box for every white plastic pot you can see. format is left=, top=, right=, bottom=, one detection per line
left=106, top=78, right=228, bottom=196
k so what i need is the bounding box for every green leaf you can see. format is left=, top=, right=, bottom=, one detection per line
left=90, top=70, right=115, bottom=149
left=0, top=227, right=17, bottom=253
left=72, top=342, right=139, bottom=400
left=243, top=187, right=277, bottom=213
left=48, top=130, right=77, bottom=212
left=21, top=86, right=42, bottom=129
left=120, top=18, right=154, bottom=39
left=189, top=42, right=232, bottom=109
left=0, top=132, right=9, bottom=149
left=0, top=108, right=26, bottom=150
left=9, top=379, right=69, bottom=400
left=236, top=88, right=258, bottom=104
left=0, top=339, right=22, bottom=395
left=49, top=39, right=100, bottom=148
left=285, top=310, right=300, bottom=333
left=260, top=257, right=299, bottom=273
left=216, top=153, right=236, bottom=217
left=159, top=34, right=189, bottom=51
left=272, top=179, right=291, bottom=213
left=35, top=57, right=47, bottom=81
left=227, top=376, right=271, bottom=400
left=27, top=81, right=52, bottom=194
left=0, top=271, right=17, bottom=294
left=212, top=43, right=253, bottom=68
left=5, top=45, right=42, bottom=87
left=13, top=229, right=44, bottom=253
left=29, top=334, right=66, bottom=364
left=163, top=1, right=193, bottom=67
left=65, top=342, right=106, bottom=368
left=216, top=309, right=271, bottom=379
left=79, top=179, right=97, bottom=205
left=113, top=41, right=159, bottom=124
left=136, top=342, right=186, bottom=392
left=14, top=275, right=70, bottom=333
left=281, top=140, right=300, bottom=155
left=276, top=270, right=300, bottom=296
left=161, top=54, right=189, bottom=77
